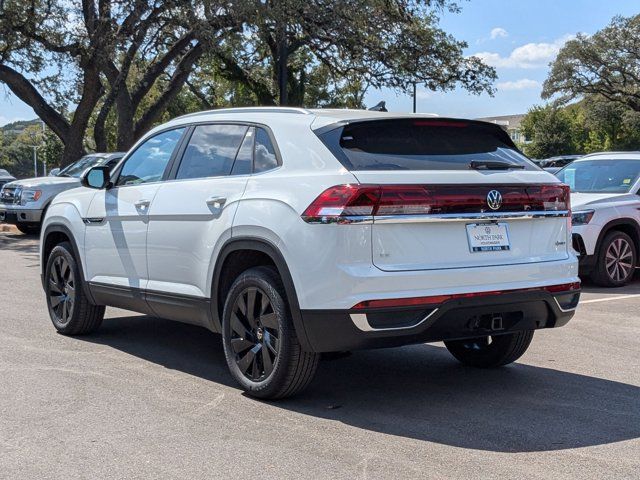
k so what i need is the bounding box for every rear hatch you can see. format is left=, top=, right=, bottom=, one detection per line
left=316, top=118, right=570, bottom=271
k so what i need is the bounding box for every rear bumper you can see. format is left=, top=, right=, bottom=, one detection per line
left=0, top=205, right=43, bottom=225
left=300, top=288, right=579, bottom=352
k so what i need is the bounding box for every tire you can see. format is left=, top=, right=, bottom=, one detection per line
left=221, top=266, right=319, bottom=399
left=444, top=330, right=534, bottom=368
left=590, top=231, right=637, bottom=287
left=45, top=242, right=105, bottom=335
left=16, top=224, right=41, bottom=235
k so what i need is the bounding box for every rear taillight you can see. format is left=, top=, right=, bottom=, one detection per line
left=301, top=185, right=379, bottom=220
left=302, top=184, right=571, bottom=223
left=301, top=185, right=434, bottom=223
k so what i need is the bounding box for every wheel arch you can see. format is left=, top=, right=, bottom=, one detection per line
left=594, top=218, right=640, bottom=260
left=41, top=223, right=96, bottom=304
left=211, top=237, right=312, bottom=351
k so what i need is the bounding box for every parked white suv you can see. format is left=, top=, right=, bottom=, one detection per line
left=557, top=152, right=640, bottom=286
left=40, top=108, right=580, bottom=398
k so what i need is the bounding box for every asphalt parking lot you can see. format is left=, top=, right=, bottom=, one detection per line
left=1, top=231, right=639, bottom=479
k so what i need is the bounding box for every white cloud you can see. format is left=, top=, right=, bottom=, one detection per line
left=490, top=27, right=508, bottom=39
left=416, top=89, right=435, bottom=100
left=474, top=35, right=574, bottom=69
left=496, top=79, right=541, bottom=91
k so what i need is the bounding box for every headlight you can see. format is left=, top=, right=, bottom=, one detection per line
left=571, top=210, right=594, bottom=226
left=20, top=189, right=42, bottom=205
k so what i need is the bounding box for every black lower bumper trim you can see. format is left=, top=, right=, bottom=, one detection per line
left=300, top=289, right=578, bottom=353
left=578, top=254, right=597, bottom=276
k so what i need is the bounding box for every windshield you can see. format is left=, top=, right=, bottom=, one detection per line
left=318, top=119, right=536, bottom=171
left=556, top=159, right=640, bottom=193
left=58, top=156, right=105, bottom=178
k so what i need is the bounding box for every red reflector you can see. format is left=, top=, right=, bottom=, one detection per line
left=544, top=282, right=581, bottom=293
left=352, top=282, right=581, bottom=309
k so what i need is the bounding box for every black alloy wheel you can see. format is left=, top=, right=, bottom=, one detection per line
left=221, top=266, right=319, bottom=399
left=48, top=255, right=76, bottom=326
left=45, top=242, right=104, bottom=335
left=229, top=286, right=280, bottom=382
left=444, top=330, right=534, bottom=368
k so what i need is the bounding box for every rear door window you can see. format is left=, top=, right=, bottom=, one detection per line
left=176, top=124, right=248, bottom=180
left=318, top=119, right=535, bottom=171
left=254, top=128, right=279, bottom=173
left=231, top=127, right=255, bottom=176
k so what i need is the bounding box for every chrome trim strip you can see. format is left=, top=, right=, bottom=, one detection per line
left=303, top=215, right=373, bottom=224
left=373, top=210, right=570, bottom=224
left=82, top=217, right=105, bottom=225
left=552, top=296, right=579, bottom=313
left=304, top=210, right=569, bottom=224
left=350, top=309, right=439, bottom=332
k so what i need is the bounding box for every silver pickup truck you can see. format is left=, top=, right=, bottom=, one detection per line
left=0, top=152, right=124, bottom=234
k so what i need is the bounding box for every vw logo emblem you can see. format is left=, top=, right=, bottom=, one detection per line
left=487, top=190, right=502, bottom=210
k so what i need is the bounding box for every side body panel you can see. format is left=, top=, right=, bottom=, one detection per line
left=146, top=175, right=250, bottom=297
left=84, top=184, right=162, bottom=289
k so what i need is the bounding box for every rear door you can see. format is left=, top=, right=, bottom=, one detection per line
left=145, top=124, right=263, bottom=298
left=318, top=119, right=570, bottom=271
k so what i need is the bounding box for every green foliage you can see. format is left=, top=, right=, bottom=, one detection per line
left=0, top=121, right=61, bottom=177
left=521, top=96, right=640, bottom=158
left=543, top=14, right=640, bottom=112
left=1, top=0, right=496, bottom=163
left=520, top=106, right=574, bottom=159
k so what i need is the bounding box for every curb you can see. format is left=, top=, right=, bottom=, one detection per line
left=0, top=224, right=19, bottom=234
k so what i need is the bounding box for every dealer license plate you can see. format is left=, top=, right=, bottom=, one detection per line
left=466, top=223, right=510, bottom=252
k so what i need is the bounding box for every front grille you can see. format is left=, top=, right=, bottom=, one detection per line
left=0, top=186, right=20, bottom=205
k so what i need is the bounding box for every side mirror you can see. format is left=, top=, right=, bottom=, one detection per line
left=49, top=168, right=60, bottom=177
left=81, top=166, right=111, bottom=189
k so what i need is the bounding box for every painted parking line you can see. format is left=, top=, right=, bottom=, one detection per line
left=580, top=294, right=640, bottom=304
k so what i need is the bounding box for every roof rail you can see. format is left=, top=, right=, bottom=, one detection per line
left=175, top=107, right=312, bottom=121
left=582, top=150, right=640, bottom=155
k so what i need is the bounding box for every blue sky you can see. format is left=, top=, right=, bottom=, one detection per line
left=0, top=1, right=638, bottom=126
left=366, top=0, right=640, bottom=117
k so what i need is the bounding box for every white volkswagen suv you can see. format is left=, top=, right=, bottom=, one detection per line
left=40, top=108, right=580, bottom=399
left=557, top=152, right=640, bottom=287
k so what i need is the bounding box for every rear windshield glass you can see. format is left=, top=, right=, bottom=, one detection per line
left=318, top=119, right=535, bottom=171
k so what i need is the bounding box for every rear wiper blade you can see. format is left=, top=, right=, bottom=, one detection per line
left=469, top=160, right=525, bottom=170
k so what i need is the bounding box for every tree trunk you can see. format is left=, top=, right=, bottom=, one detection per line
left=61, top=129, right=87, bottom=166
left=116, top=97, right=135, bottom=151
left=277, top=38, right=288, bottom=106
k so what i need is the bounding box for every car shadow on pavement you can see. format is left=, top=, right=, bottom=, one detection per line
left=85, top=314, right=640, bottom=454
left=0, top=232, right=40, bottom=266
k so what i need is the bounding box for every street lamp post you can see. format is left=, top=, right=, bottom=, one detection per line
left=412, top=82, right=417, bottom=113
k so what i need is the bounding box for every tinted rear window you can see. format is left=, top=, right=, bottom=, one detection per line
left=318, top=119, right=535, bottom=171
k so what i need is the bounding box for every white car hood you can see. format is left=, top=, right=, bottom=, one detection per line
left=570, top=192, right=632, bottom=210
left=4, top=176, right=80, bottom=189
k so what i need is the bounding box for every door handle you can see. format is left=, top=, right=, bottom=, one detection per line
left=134, top=199, right=151, bottom=212
left=206, top=196, right=227, bottom=209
